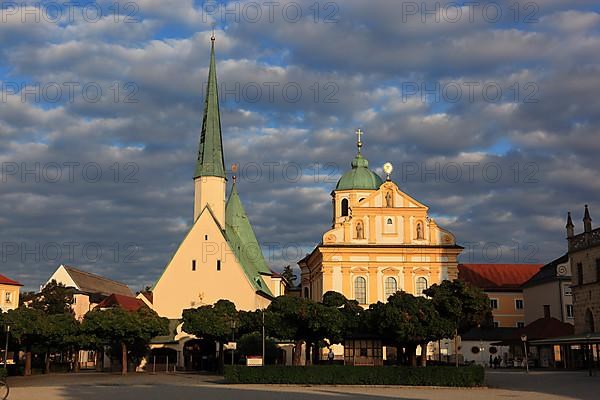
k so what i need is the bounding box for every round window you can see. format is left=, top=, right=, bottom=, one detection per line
left=489, top=346, right=498, bottom=354
left=471, top=346, right=480, bottom=354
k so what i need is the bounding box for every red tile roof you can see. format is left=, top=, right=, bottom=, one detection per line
left=458, top=263, right=543, bottom=290
left=523, top=317, right=574, bottom=340
left=0, top=274, right=23, bottom=286
left=95, top=293, right=146, bottom=311
left=492, top=317, right=575, bottom=344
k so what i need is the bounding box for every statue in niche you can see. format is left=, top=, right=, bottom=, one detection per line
left=356, top=222, right=364, bottom=239
left=417, top=222, right=423, bottom=239
left=385, top=191, right=393, bottom=208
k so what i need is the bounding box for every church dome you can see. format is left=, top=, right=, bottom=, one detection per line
left=336, top=154, right=384, bottom=190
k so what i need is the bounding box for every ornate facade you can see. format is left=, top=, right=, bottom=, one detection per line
left=567, top=205, right=600, bottom=334
left=299, top=136, right=462, bottom=305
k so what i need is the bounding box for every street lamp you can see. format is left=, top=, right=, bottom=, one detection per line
left=479, top=340, right=485, bottom=367
left=261, top=309, right=265, bottom=367
left=586, top=333, right=592, bottom=377
left=230, top=319, right=236, bottom=366
left=3, top=324, right=9, bottom=370
left=520, top=334, right=529, bottom=374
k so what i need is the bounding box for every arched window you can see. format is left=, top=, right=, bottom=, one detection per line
left=304, top=287, right=309, bottom=299
left=354, top=277, right=367, bottom=304
left=341, top=198, right=349, bottom=217
left=387, top=218, right=393, bottom=225
left=416, top=277, right=428, bottom=296
left=384, top=277, right=398, bottom=299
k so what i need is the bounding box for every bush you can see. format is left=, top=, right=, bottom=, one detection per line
left=0, top=369, right=6, bottom=380
left=224, top=365, right=484, bottom=387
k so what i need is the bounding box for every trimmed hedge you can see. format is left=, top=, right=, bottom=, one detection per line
left=224, top=365, right=484, bottom=387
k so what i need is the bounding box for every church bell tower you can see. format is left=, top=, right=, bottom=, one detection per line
left=193, top=34, right=226, bottom=226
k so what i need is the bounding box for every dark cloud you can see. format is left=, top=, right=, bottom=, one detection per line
left=1, top=1, right=599, bottom=291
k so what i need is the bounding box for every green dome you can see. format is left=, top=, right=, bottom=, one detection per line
left=336, top=154, right=384, bottom=190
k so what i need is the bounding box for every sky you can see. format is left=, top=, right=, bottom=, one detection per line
left=1, top=0, right=600, bottom=292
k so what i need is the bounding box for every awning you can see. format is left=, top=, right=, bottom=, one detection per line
left=529, top=333, right=600, bottom=346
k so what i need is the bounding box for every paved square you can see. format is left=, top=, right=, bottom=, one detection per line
left=5, top=370, right=600, bottom=400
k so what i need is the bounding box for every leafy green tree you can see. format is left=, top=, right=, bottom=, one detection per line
left=266, top=296, right=312, bottom=365
left=182, top=300, right=238, bottom=373
left=237, top=309, right=263, bottom=336
left=237, top=332, right=279, bottom=364
left=367, top=292, right=441, bottom=367
left=424, top=280, right=492, bottom=366
left=322, top=291, right=363, bottom=336
left=43, top=313, right=80, bottom=374
left=424, top=280, right=492, bottom=334
left=281, top=265, right=297, bottom=287
left=5, top=307, right=48, bottom=375
left=267, top=295, right=347, bottom=365
left=82, top=307, right=168, bottom=375
left=28, top=280, right=74, bottom=315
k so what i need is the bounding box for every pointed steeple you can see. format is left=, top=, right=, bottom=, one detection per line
left=225, top=181, right=272, bottom=276
left=194, top=35, right=225, bottom=179
left=566, top=211, right=574, bottom=238
left=583, top=204, right=592, bottom=233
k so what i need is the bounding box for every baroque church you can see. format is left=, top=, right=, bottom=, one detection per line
left=299, top=135, right=463, bottom=305
left=146, top=36, right=285, bottom=321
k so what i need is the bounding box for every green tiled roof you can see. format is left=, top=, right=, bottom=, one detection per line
left=336, top=153, right=383, bottom=190
left=194, top=38, right=226, bottom=179
left=225, top=182, right=273, bottom=296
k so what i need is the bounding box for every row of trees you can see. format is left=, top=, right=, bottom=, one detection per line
left=182, top=280, right=492, bottom=371
left=2, top=278, right=489, bottom=375
left=1, top=281, right=168, bottom=375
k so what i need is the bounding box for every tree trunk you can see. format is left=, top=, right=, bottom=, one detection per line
left=292, top=340, right=303, bottom=366
left=217, top=342, right=225, bottom=374
left=312, top=342, right=320, bottom=365
left=96, top=349, right=103, bottom=372
left=419, top=342, right=428, bottom=367
left=454, top=328, right=459, bottom=367
left=407, top=344, right=417, bottom=367
left=74, top=349, right=80, bottom=373
left=121, top=342, right=128, bottom=375
left=396, top=345, right=403, bottom=366
left=45, top=348, right=51, bottom=374
left=25, top=347, right=32, bottom=376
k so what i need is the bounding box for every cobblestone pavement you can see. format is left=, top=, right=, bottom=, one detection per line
left=5, top=369, right=599, bottom=400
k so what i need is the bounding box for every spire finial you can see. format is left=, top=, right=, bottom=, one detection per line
left=566, top=211, right=574, bottom=238
left=383, top=162, right=394, bottom=181
left=231, top=163, right=238, bottom=184
left=355, top=128, right=363, bottom=154
left=584, top=204, right=592, bottom=233
left=211, top=24, right=216, bottom=41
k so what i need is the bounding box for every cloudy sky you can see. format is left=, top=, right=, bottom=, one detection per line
left=1, top=0, right=599, bottom=291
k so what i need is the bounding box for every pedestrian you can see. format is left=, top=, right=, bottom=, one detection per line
left=489, top=354, right=493, bottom=368
left=327, top=348, right=335, bottom=364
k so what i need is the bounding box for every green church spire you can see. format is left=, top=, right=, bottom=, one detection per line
left=226, top=179, right=272, bottom=277
left=194, top=35, right=226, bottom=179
